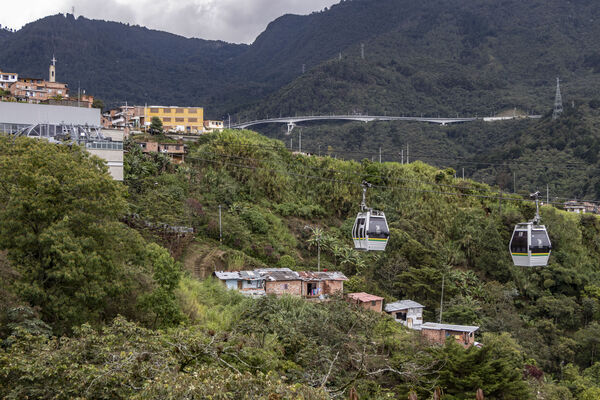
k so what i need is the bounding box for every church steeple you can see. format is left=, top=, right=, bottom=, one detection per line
left=49, top=55, right=56, bottom=83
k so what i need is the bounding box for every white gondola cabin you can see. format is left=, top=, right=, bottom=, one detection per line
left=352, top=182, right=390, bottom=251
left=509, top=223, right=551, bottom=267
left=509, top=191, right=551, bottom=267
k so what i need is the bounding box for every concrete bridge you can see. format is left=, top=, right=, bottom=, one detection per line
left=231, top=115, right=478, bottom=133
left=230, top=114, right=542, bottom=133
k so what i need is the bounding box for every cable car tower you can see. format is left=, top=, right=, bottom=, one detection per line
left=352, top=181, right=390, bottom=251
left=509, top=191, right=552, bottom=267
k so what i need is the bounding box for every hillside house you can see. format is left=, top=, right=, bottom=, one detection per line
left=420, top=322, right=479, bottom=348
left=384, top=300, right=425, bottom=330
left=139, top=141, right=186, bottom=163
left=298, top=271, right=348, bottom=298
left=347, top=292, right=384, bottom=313
left=263, top=268, right=303, bottom=296
left=213, top=270, right=265, bottom=296
left=564, top=201, right=597, bottom=214
left=213, top=268, right=347, bottom=298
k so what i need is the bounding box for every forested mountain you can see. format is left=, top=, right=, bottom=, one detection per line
left=1, top=0, right=600, bottom=117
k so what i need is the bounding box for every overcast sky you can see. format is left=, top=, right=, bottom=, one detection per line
left=0, top=0, right=338, bottom=43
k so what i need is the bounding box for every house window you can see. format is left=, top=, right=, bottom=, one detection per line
left=283, top=284, right=288, bottom=290
left=188, top=109, right=197, bottom=113
left=188, top=118, right=197, bottom=122
left=163, top=118, right=171, bottom=122
left=176, top=118, right=184, bottom=122
left=150, top=108, right=159, bottom=113
left=371, top=301, right=376, bottom=306
left=176, top=108, right=184, bottom=114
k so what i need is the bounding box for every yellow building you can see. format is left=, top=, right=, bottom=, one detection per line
left=142, top=106, right=204, bottom=134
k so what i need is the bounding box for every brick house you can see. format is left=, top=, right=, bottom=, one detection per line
left=213, top=268, right=347, bottom=298
left=297, top=271, right=347, bottom=298
left=420, top=322, right=479, bottom=348
left=347, top=292, right=384, bottom=313
left=138, top=141, right=186, bottom=163
left=263, top=269, right=303, bottom=296
left=384, top=300, right=425, bottom=330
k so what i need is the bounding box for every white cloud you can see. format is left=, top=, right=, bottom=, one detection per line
left=0, top=0, right=338, bottom=43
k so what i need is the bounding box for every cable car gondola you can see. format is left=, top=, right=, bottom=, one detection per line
left=509, top=191, right=551, bottom=267
left=352, top=181, right=390, bottom=251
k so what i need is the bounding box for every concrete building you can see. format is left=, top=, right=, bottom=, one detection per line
left=0, top=69, right=18, bottom=90
left=204, top=120, right=224, bottom=132
left=347, top=292, right=384, bottom=313
left=564, top=201, right=597, bottom=214
left=0, top=102, right=123, bottom=181
left=141, top=106, right=204, bottom=134
left=420, top=323, right=479, bottom=348
left=384, top=300, right=425, bottom=330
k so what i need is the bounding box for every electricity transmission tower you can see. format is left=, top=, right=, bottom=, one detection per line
left=552, top=77, right=563, bottom=120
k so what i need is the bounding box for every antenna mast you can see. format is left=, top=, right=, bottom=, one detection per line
left=552, top=77, right=563, bottom=120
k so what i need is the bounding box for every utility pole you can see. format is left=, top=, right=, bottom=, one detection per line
left=462, top=167, right=465, bottom=179
left=361, top=43, right=365, bottom=60
left=302, top=64, right=306, bottom=74
left=338, top=52, right=342, bottom=61
left=499, top=191, right=502, bottom=214
left=290, top=137, right=293, bottom=149
left=299, top=129, right=302, bottom=153
left=228, top=114, right=231, bottom=129
left=401, top=149, right=404, bottom=164
left=317, top=233, right=321, bottom=272
left=218, top=205, right=222, bottom=243
left=407, top=143, right=409, bottom=164
left=513, top=172, right=516, bottom=193
left=547, top=184, right=549, bottom=204
left=379, top=146, right=382, bottom=163
left=439, top=274, right=445, bottom=323
left=318, top=144, right=321, bottom=157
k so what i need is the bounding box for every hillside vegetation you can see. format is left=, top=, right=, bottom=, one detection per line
left=3, top=131, right=600, bottom=398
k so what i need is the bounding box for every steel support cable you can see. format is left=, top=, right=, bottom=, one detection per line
left=202, top=139, right=591, bottom=168
left=199, top=142, right=600, bottom=203
left=192, top=149, right=600, bottom=204
left=193, top=149, right=494, bottom=192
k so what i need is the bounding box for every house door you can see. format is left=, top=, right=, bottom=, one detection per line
left=407, top=318, right=413, bottom=328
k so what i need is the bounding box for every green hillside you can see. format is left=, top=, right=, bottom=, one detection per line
left=3, top=132, right=600, bottom=398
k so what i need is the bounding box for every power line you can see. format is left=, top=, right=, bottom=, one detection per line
left=194, top=142, right=600, bottom=203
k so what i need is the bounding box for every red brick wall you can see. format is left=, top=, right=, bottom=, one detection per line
left=323, top=280, right=343, bottom=294
left=421, top=328, right=445, bottom=345
left=265, top=280, right=302, bottom=296
left=356, top=299, right=383, bottom=313
left=421, top=329, right=475, bottom=348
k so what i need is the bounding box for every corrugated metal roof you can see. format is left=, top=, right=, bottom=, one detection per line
left=384, top=300, right=425, bottom=312
left=421, top=322, right=479, bottom=333
left=0, top=102, right=100, bottom=125
left=347, top=292, right=384, bottom=302
left=297, top=271, right=348, bottom=281
left=214, top=271, right=264, bottom=281
left=262, top=270, right=301, bottom=281
left=214, top=271, right=241, bottom=280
